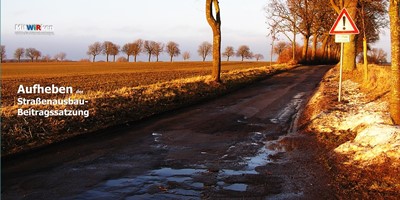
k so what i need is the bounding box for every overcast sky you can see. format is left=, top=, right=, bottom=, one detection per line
left=1, top=0, right=390, bottom=61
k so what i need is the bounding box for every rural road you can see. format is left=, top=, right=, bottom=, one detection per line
left=2, top=65, right=336, bottom=199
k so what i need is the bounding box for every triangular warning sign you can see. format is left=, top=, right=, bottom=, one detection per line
left=329, top=8, right=359, bottom=34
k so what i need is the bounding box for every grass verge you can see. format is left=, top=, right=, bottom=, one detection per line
left=299, top=64, right=400, bottom=198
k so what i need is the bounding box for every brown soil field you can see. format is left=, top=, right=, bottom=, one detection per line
left=1, top=61, right=272, bottom=106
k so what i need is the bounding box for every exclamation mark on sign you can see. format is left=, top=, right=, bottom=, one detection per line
left=343, top=16, right=346, bottom=30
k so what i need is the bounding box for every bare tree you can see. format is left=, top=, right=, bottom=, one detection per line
left=254, top=54, right=264, bottom=61
left=390, top=0, right=400, bottom=124
left=43, top=54, right=52, bottom=62
left=54, top=54, right=60, bottom=62
left=33, top=49, right=41, bottom=62
left=25, top=48, right=38, bottom=62
left=122, top=43, right=134, bottom=62
left=183, top=51, right=191, bottom=61
left=266, top=0, right=299, bottom=62
left=87, top=42, right=103, bottom=62
left=368, top=48, right=387, bottom=64
left=14, top=48, right=25, bottom=62
left=143, top=40, right=156, bottom=62
left=358, top=0, right=388, bottom=81
left=152, top=42, right=164, bottom=62
left=236, top=45, right=253, bottom=61
left=59, top=52, right=66, bottom=61
left=110, top=44, right=120, bottom=62
left=206, top=0, right=222, bottom=82
left=274, top=41, right=290, bottom=56
left=132, top=39, right=143, bottom=62
left=309, top=0, right=335, bottom=61
left=166, top=41, right=181, bottom=62
left=102, top=41, right=114, bottom=62
left=198, top=41, right=212, bottom=61
left=222, top=46, right=235, bottom=61
left=0, top=45, right=5, bottom=63
left=288, top=0, right=315, bottom=61
left=54, top=52, right=66, bottom=61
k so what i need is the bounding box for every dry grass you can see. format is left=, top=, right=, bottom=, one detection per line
left=348, top=64, right=392, bottom=101
left=1, top=61, right=287, bottom=156
left=300, top=64, right=399, bottom=198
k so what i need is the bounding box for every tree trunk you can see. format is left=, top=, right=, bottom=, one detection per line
left=113, top=55, right=116, bottom=62
left=361, top=3, right=368, bottom=83
left=328, top=44, right=332, bottom=61
left=321, top=34, right=329, bottom=61
left=148, top=54, right=151, bottom=62
left=270, top=37, right=275, bottom=66
left=302, top=35, right=310, bottom=62
left=206, top=0, right=222, bottom=83
left=292, top=22, right=297, bottom=62
left=227, top=56, right=230, bottom=61
left=390, top=0, right=400, bottom=124
left=292, top=37, right=297, bottom=62
left=134, top=55, right=137, bottom=62
left=311, top=33, right=318, bottom=61
left=170, top=55, right=173, bottom=62
left=363, top=37, right=368, bottom=82
left=127, top=55, right=130, bottom=62
left=106, top=54, right=109, bottom=62
left=93, top=55, right=96, bottom=62
left=343, top=1, right=358, bottom=71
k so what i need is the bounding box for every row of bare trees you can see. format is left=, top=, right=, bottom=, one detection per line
left=87, top=40, right=189, bottom=63
left=87, top=40, right=264, bottom=63
left=197, top=42, right=263, bottom=62
left=0, top=46, right=66, bottom=62
left=223, top=45, right=263, bottom=61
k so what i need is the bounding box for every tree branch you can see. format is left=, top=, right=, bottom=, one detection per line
left=330, top=0, right=340, bottom=14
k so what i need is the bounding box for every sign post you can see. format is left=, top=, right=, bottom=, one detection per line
left=329, top=8, right=360, bottom=102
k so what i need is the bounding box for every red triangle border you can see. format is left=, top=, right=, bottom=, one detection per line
left=329, top=8, right=360, bottom=34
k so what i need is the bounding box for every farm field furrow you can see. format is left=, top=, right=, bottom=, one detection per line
left=1, top=61, right=270, bottom=106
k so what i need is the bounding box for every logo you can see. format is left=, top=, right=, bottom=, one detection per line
left=15, top=24, right=54, bottom=35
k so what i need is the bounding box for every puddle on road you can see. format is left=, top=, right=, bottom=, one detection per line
left=223, top=183, right=247, bottom=192
left=76, top=131, right=288, bottom=199
left=75, top=93, right=306, bottom=199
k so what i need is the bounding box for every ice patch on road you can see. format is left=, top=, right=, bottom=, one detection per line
left=270, top=92, right=305, bottom=124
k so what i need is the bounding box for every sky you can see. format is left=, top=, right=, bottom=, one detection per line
left=1, top=0, right=391, bottom=62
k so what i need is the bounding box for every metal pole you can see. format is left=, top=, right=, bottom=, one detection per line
left=338, top=42, right=344, bottom=102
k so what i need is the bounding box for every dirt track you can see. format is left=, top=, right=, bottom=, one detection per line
left=2, top=65, right=336, bottom=199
